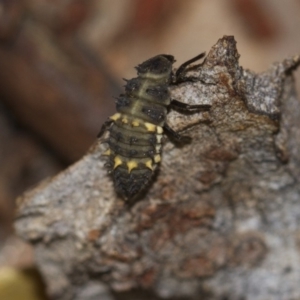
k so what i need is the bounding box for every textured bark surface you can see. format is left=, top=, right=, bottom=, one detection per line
left=15, top=36, right=300, bottom=300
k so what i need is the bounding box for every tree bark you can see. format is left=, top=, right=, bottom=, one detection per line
left=15, top=36, right=300, bottom=300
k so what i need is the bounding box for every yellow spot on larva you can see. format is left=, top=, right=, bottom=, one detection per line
left=122, top=117, right=128, bottom=124
left=113, top=156, right=122, bottom=169
left=110, top=113, right=121, bottom=121
left=154, top=154, right=161, bottom=163
left=155, top=145, right=161, bottom=153
left=144, top=122, right=156, bottom=132
left=145, top=159, right=153, bottom=170
left=132, top=120, right=140, bottom=127
left=156, top=126, right=163, bottom=134
left=156, top=134, right=163, bottom=143
left=127, top=160, right=138, bottom=173
left=102, top=149, right=111, bottom=156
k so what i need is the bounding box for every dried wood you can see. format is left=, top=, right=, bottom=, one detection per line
left=15, top=36, right=300, bottom=300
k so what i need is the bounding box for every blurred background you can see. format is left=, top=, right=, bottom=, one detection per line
left=0, top=0, right=299, bottom=299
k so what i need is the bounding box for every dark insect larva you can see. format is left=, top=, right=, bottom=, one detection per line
left=98, top=53, right=211, bottom=200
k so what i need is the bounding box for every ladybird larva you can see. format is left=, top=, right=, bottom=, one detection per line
left=98, top=53, right=211, bottom=200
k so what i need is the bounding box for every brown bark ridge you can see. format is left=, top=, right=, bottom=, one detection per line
left=15, top=36, right=300, bottom=300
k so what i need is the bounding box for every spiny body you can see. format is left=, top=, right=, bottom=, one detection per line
left=99, top=53, right=210, bottom=200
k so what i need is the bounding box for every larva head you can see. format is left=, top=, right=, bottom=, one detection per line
left=136, top=55, right=175, bottom=80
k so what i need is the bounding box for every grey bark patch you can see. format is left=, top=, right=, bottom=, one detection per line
left=15, top=36, right=300, bottom=300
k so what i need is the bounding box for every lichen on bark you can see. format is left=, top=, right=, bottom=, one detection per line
left=15, top=36, right=300, bottom=300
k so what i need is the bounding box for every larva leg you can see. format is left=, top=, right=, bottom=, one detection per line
left=163, top=123, right=192, bottom=144
left=97, top=119, right=113, bottom=138
left=175, top=52, right=206, bottom=81
left=170, top=99, right=211, bottom=112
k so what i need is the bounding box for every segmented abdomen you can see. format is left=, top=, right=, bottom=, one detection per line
left=103, top=55, right=173, bottom=199
left=106, top=115, right=163, bottom=198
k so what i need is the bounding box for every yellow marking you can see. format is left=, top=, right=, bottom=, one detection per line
left=132, top=120, right=140, bottom=127
left=144, top=122, right=156, bottom=132
left=121, top=117, right=128, bottom=124
left=145, top=159, right=153, bottom=170
left=110, top=113, right=121, bottom=121
left=102, top=149, right=111, bottom=156
left=139, top=72, right=168, bottom=81
left=156, top=134, right=163, bottom=143
left=155, top=145, right=161, bottom=153
left=156, top=126, right=163, bottom=134
left=113, top=156, right=122, bottom=169
left=127, top=160, right=138, bottom=173
left=154, top=154, right=161, bottom=163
